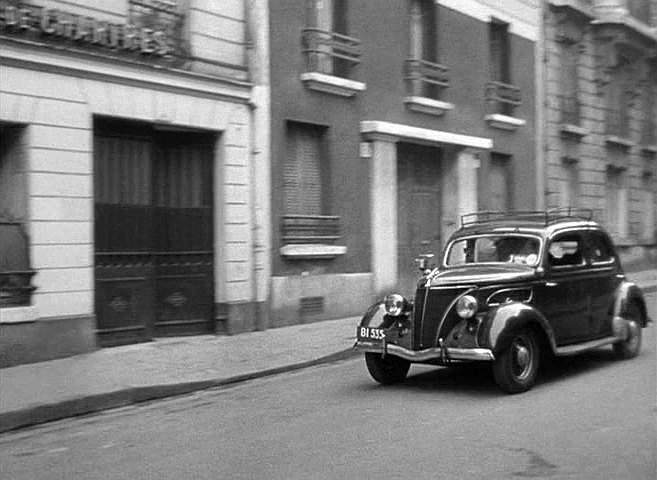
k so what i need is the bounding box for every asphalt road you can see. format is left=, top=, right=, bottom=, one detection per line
left=1, top=294, right=655, bottom=480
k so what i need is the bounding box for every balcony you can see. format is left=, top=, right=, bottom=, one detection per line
left=301, top=28, right=365, bottom=97
left=403, top=59, right=453, bottom=116
left=484, top=81, right=525, bottom=130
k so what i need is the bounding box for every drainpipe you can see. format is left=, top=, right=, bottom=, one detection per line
left=245, top=0, right=271, bottom=331
left=536, top=0, right=547, bottom=210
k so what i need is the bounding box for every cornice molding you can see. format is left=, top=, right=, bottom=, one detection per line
left=0, top=36, right=253, bottom=104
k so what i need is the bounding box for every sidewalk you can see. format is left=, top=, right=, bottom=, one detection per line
left=1, top=268, right=656, bottom=434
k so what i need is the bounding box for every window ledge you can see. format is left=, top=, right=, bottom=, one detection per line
left=280, top=244, right=347, bottom=260
left=560, top=123, right=589, bottom=138
left=640, top=144, right=657, bottom=154
left=485, top=114, right=526, bottom=131
left=0, top=305, right=38, bottom=324
left=605, top=135, right=635, bottom=149
left=404, top=96, right=454, bottom=116
left=300, top=72, right=366, bottom=97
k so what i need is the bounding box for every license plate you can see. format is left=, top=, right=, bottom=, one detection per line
left=357, top=327, right=385, bottom=341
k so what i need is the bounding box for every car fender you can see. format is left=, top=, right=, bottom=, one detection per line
left=359, top=301, right=393, bottom=329
left=614, top=281, right=651, bottom=326
left=482, top=302, right=558, bottom=356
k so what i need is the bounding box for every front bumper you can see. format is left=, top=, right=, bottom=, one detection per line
left=354, top=340, right=495, bottom=362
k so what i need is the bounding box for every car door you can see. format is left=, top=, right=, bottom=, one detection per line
left=536, top=231, right=591, bottom=345
left=584, top=230, right=621, bottom=338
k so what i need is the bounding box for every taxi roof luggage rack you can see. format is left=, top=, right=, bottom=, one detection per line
left=460, top=207, right=594, bottom=228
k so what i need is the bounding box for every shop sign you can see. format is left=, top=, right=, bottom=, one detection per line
left=0, top=1, right=181, bottom=58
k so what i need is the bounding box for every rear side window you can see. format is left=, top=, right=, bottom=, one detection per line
left=587, top=231, right=615, bottom=264
left=548, top=233, right=585, bottom=267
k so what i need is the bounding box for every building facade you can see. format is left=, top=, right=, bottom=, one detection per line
left=543, top=0, right=657, bottom=260
left=0, top=0, right=271, bottom=366
left=268, top=0, right=540, bottom=326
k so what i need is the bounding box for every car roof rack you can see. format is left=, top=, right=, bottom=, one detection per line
left=460, top=207, right=594, bottom=228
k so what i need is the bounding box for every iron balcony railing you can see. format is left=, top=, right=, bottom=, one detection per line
left=485, top=81, right=522, bottom=116
left=281, top=215, right=341, bottom=244
left=404, top=58, right=450, bottom=99
left=301, top=28, right=362, bottom=80
left=559, top=94, right=581, bottom=126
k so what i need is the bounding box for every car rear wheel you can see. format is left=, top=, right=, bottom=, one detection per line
left=613, top=302, right=642, bottom=360
left=365, top=352, right=410, bottom=385
left=493, top=329, right=540, bottom=394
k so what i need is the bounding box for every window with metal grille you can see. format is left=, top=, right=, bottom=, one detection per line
left=305, top=0, right=356, bottom=78
left=407, top=0, right=445, bottom=100
left=487, top=20, right=519, bottom=116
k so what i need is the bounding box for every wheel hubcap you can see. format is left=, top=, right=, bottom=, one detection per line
left=516, top=345, right=530, bottom=369
left=626, top=320, right=639, bottom=349
left=512, top=337, right=533, bottom=379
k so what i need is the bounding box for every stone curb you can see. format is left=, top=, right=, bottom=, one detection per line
left=0, top=348, right=359, bottom=434
left=2, top=280, right=655, bottom=434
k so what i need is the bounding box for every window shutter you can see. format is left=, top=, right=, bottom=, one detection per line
left=285, top=124, right=323, bottom=216
left=298, top=128, right=322, bottom=215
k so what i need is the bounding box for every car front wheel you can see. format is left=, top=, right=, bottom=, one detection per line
left=365, top=352, right=410, bottom=385
left=493, top=329, right=540, bottom=394
left=613, top=302, right=642, bottom=360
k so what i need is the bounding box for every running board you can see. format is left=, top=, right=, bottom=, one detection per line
left=555, top=336, right=618, bottom=357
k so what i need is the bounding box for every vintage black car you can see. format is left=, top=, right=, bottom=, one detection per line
left=355, top=209, right=652, bottom=393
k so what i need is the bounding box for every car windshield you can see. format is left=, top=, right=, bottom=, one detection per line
left=445, top=234, right=541, bottom=267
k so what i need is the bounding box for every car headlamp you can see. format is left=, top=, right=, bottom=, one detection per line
left=384, top=294, right=406, bottom=316
left=456, top=295, right=478, bottom=319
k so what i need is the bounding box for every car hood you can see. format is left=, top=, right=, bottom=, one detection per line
left=427, top=264, right=537, bottom=286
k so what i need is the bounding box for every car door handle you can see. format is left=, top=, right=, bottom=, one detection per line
left=616, top=274, right=625, bottom=279
left=545, top=282, right=558, bottom=287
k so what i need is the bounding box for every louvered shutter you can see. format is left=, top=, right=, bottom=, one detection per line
left=285, top=124, right=323, bottom=215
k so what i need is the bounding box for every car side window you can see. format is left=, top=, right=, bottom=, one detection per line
left=587, top=231, right=615, bottom=264
left=548, top=233, right=585, bottom=268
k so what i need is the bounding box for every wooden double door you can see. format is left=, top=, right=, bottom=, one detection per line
left=94, top=121, right=215, bottom=346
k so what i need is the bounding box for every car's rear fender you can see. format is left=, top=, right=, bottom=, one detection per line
left=615, top=281, right=651, bottom=327
left=480, top=303, right=558, bottom=356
